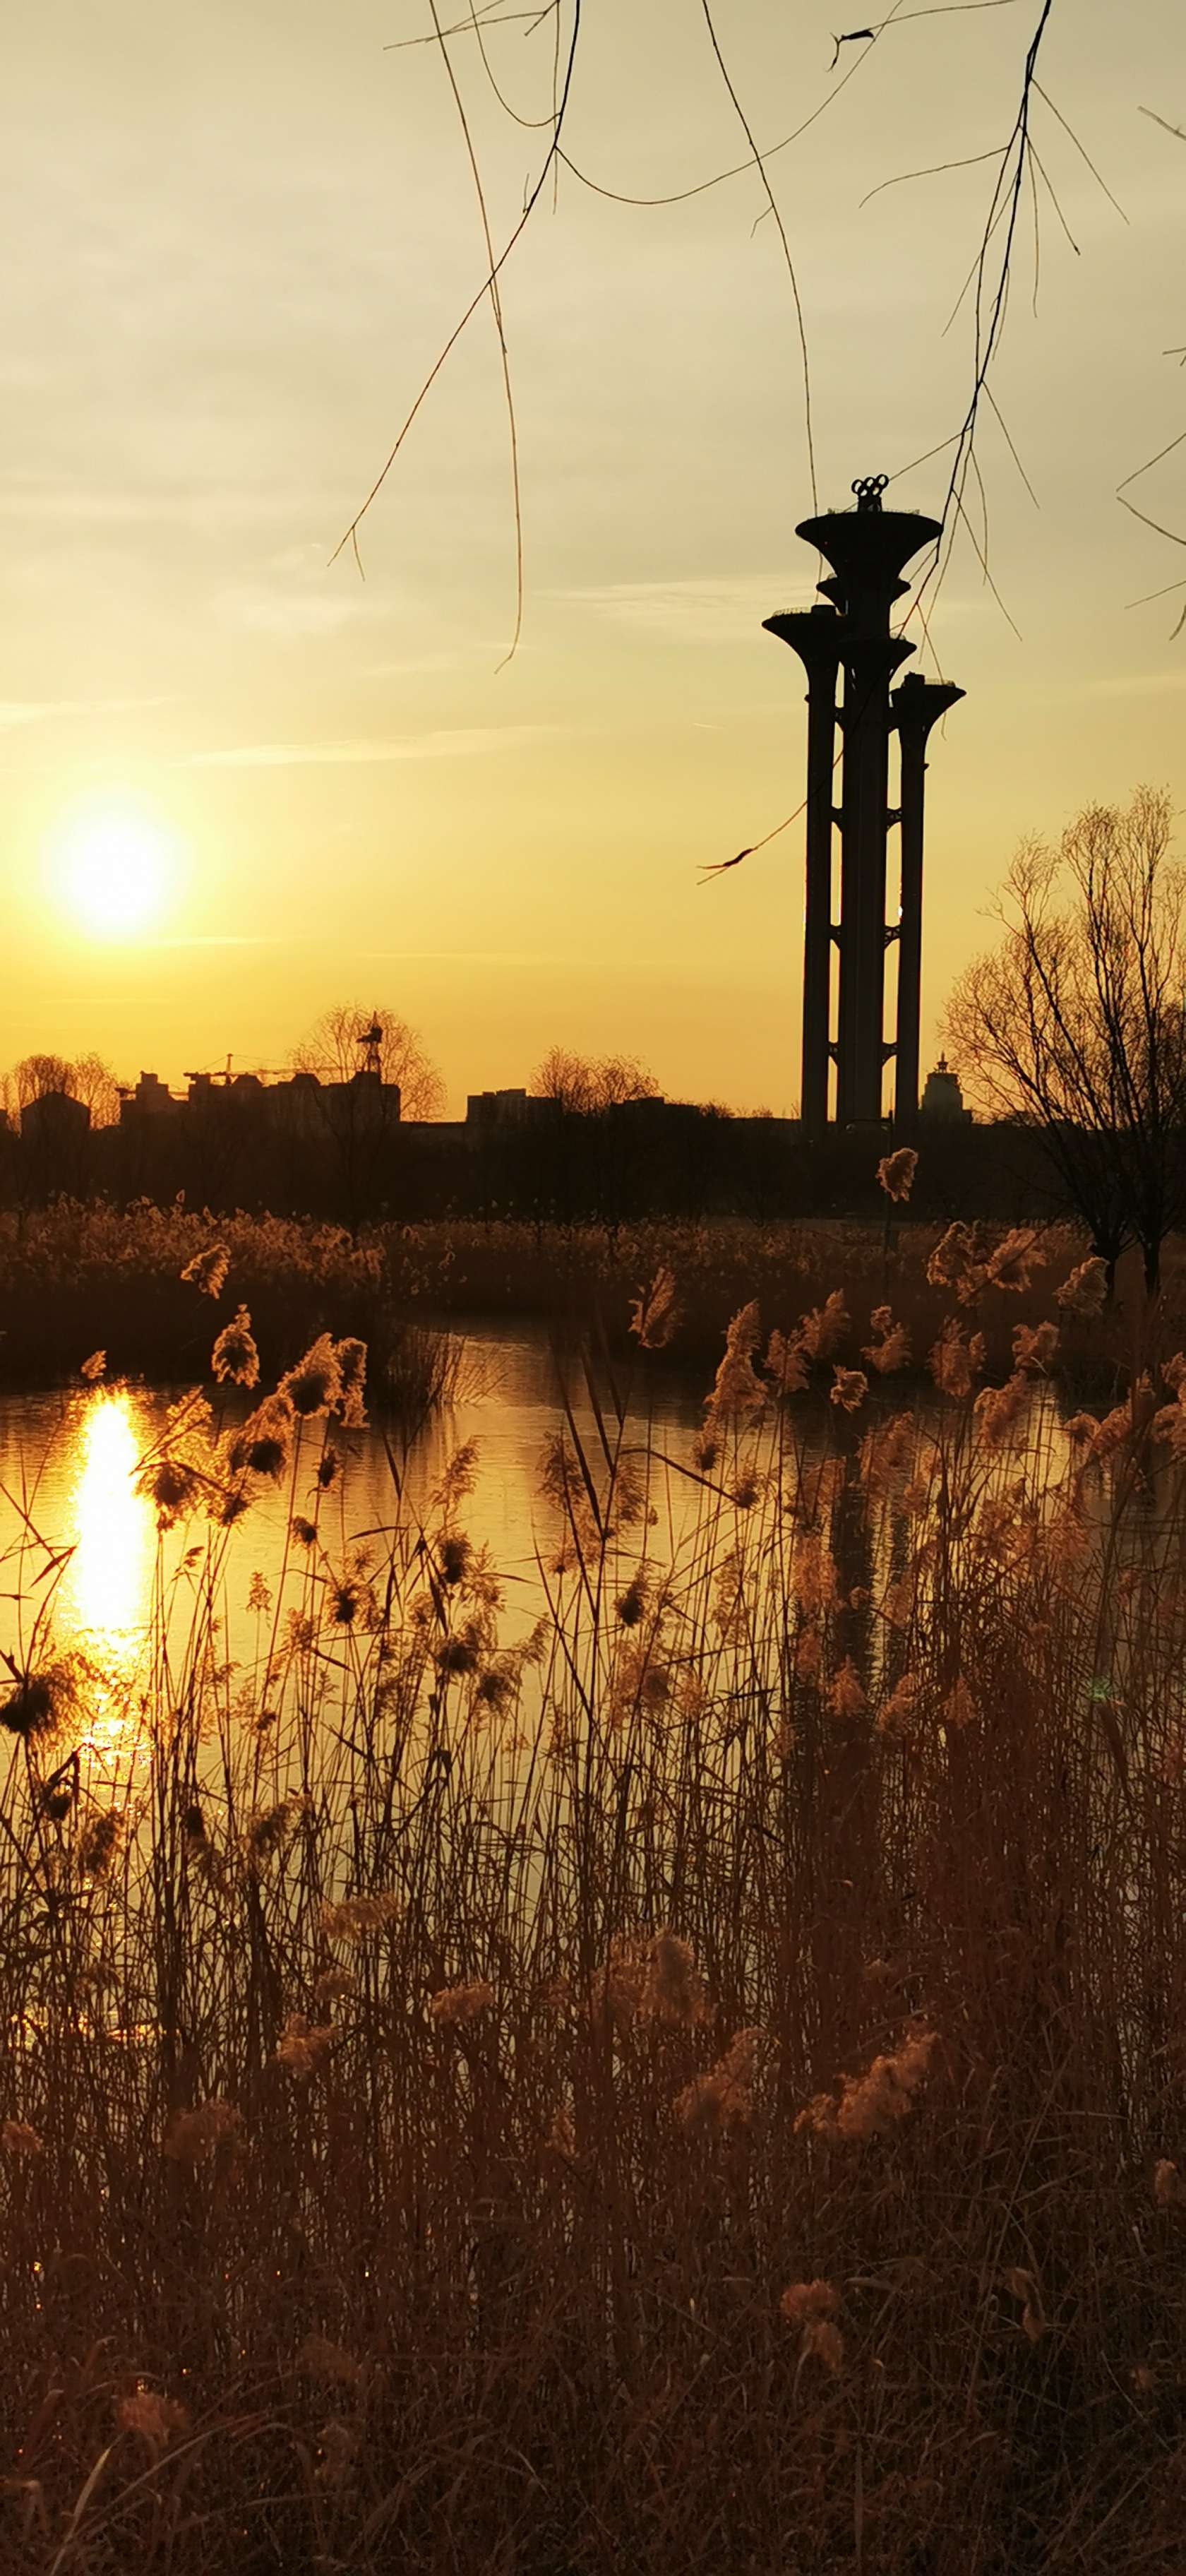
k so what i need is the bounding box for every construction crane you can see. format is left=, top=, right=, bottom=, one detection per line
left=183, top=1056, right=295, bottom=1088
left=181, top=1027, right=390, bottom=1088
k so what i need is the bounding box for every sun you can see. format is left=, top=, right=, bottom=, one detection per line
left=52, top=800, right=179, bottom=940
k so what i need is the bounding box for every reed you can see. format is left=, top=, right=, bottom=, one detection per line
left=376, top=1211, right=1185, bottom=1380
left=1, top=1229, right=1185, bottom=2573
left=7, top=1200, right=1180, bottom=1396
left=0, top=1203, right=462, bottom=1422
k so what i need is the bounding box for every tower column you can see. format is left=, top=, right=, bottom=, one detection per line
left=762, top=607, right=841, bottom=1138
left=890, top=673, right=965, bottom=1133
left=836, top=635, right=912, bottom=1125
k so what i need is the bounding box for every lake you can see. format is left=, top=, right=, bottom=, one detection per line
left=0, top=1313, right=1103, bottom=1816
left=0, top=1317, right=707, bottom=1710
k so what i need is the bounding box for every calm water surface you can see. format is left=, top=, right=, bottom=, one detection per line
left=0, top=1320, right=708, bottom=1684
left=0, top=1318, right=1094, bottom=1811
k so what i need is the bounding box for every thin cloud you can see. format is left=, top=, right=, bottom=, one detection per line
left=188, top=727, right=561, bottom=768
left=555, top=577, right=790, bottom=643
left=224, top=592, right=370, bottom=639
left=0, top=476, right=315, bottom=531
left=0, top=694, right=174, bottom=729
left=1084, top=669, right=1186, bottom=700
left=0, top=701, right=76, bottom=730
left=364, top=650, right=496, bottom=679
left=556, top=576, right=990, bottom=642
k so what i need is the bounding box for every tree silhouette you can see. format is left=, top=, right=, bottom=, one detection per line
left=69, top=1054, right=121, bottom=1129
left=292, top=1003, right=445, bottom=1121
left=945, top=787, right=1186, bottom=1293
left=532, top=1046, right=660, bottom=1115
left=8, top=1051, right=119, bottom=1128
left=11, top=1055, right=73, bottom=1114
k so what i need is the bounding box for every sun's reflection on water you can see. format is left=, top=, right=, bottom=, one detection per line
left=64, top=1389, right=155, bottom=1648
left=59, top=1388, right=156, bottom=1772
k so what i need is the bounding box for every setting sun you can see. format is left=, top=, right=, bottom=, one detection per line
left=52, top=801, right=179, bottom=940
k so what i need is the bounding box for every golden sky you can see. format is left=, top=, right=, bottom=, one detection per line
left=2, top=0, right=1183, bottom=1114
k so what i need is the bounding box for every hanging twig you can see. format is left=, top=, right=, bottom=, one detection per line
left=424, top=0, right=526, bottom=667
left=1032, top=80, right=1127, bottom=220
left=557, top=0, right=915, bottom=212
left=699, top=798, right=808, bottom=881
left=330, top=0, right=580, bottom=573
left=911, top=0, right=1056, bottom=621
left=859, top=144, right=1007, bottom=210
left=697, top=0, right=817, bottom=508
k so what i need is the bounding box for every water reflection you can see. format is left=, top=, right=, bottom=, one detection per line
left=62, top=1388, right=155, bottom=1657
left=0, top=1331, right=702, bottom=1685
left=2, top=1331, right=1084, bottom=1738
left=47, top=1388, right=158, bottom=1784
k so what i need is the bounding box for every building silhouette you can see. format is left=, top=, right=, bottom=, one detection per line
left=4, top=1041, right=1060, bottom=1227
left=119, top=1065, right=402, bottom=1134
left=920, top=1054, right=971, bottom=1123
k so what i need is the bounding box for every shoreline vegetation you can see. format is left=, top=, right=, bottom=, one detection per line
left=0, top=1203, right=465, bottom=1421
left=1, top=1203, right=1186, bottom=2569
left=0, top=1200, right=1175, bottom=1399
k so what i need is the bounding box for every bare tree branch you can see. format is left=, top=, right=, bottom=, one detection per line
left=330, top=0, right=581, bottom=573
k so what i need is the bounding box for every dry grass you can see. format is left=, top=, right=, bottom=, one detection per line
left=10, top=1200, right=1184, bottom=1395
left=377, top=1212, right=1182, bottom=1382
left=1, top=1232, right=1186, bottom=2572
left=0, top=1203, right=461, bottom=1420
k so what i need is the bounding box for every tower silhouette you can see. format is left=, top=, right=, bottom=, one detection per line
left=357, top=1020, right=384, bottom=1080
left=765, top=475, right=964, bottom=1137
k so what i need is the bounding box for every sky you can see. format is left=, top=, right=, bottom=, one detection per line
left=1, top=0, right=1183, bottom=1115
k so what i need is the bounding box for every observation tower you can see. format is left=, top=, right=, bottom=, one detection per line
left=765, top=474, right=963, bottom=1138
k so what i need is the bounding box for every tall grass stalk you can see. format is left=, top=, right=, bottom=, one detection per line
left=1, top=1252, right=1185, bottom=2573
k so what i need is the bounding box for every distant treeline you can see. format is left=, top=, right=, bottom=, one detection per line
left=2, top=1089, right=1075, bottom=1231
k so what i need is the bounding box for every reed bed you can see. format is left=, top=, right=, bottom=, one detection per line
left=1, top=1227, right=1185, bottom=2573
left=0, top=1203, right=462, bottom=1419
left=7, top=1198, right=1179, bottom=1392
left=378, top=1212, right=1183, bottom=1382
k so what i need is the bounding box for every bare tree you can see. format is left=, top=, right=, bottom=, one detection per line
left=12, top=1054, right=73, bottom=1113
left=7, top=1051, right=119, bottom=1127
left=292, top=1003, right=445, bottom=1121
left=287, top=1001, right=444, bottom=1224
left=70, top=1053, right=121, bottom=1128
left=532, top=1046, right=660, bottom=1115
left=945, top=786, right=1186, bottom=1293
